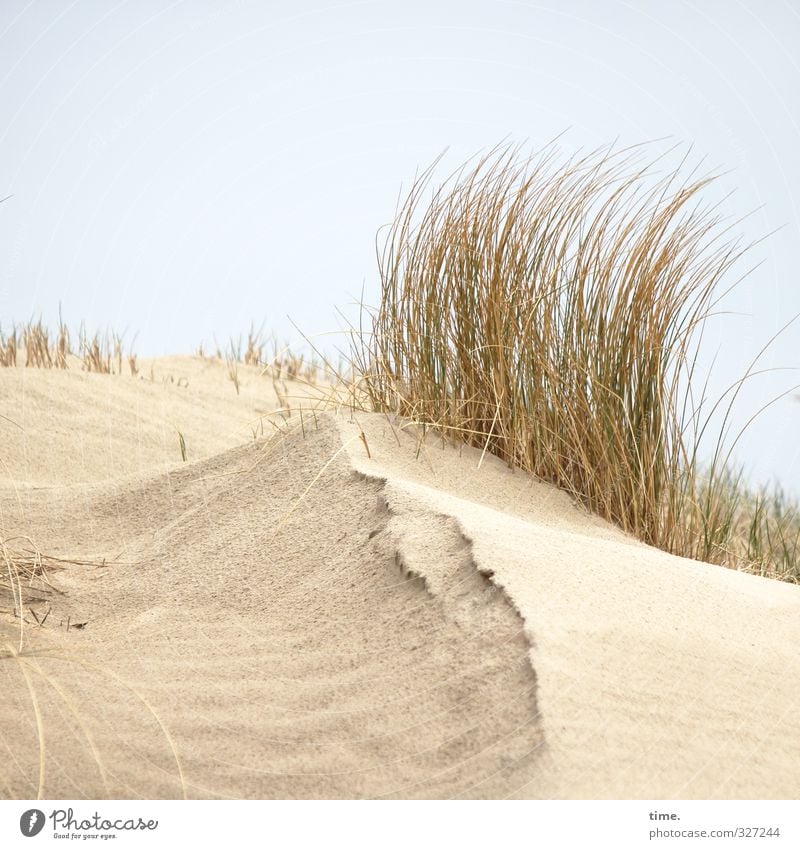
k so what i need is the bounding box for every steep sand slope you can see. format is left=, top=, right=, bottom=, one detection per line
left=0, top=362, right=542, bottom=798
left=339, top=414, right=800, bottom=798
left=1, top=358, right=798, bottom=799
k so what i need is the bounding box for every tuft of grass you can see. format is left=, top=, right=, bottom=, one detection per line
left=214, top=331, right=329, bottom=416
left=79, top=328, right=110, bottom=373
left=0, top=317, right=136, bottom=375
left=353, top=141, right=799, bottom=582
left=193, top=324, right=329, bottom=400
left=244, top=325, right=265, bottom=366
left=0, top=325, right=17, bottom=366
left=689, top=472, right=800, bottom=582
left=22, top=320, right=53, bottom=368
left=79, top=326, right=130, bottom=375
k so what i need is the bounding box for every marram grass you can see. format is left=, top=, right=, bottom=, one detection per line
left=0, top=317, right=137, bottom=375
left=354, top=141, right=800, bottom=582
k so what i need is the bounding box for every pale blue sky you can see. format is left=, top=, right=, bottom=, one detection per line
left=1, top=0, right=798, bottom=491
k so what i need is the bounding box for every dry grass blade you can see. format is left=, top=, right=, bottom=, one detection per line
left=3, top=642, right=47, bottom=798
left=2, top=644, right=185, bottom=799
left=226, top=351, right=241, bottom=395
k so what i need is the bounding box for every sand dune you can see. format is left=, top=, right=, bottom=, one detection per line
left=1, top=357, right=798, bottom=798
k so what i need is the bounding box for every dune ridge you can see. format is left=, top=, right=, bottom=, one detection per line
left=339, top=415, right=800, bottom=799
left=1, top=365, right=545, bottom=798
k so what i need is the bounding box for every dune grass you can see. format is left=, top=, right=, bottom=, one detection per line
left=0, top=317, right=137, bottom=376
left=353, top=141, right=799, bottom=582
left=218, top=326, right=325, bottom=383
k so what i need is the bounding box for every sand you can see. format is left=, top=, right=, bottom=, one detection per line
left=1, top=356, right=798, bottom=799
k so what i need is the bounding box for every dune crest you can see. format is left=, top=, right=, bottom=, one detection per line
left=1, top=390, right=544, bottom=798
left=339, top=414, right=800, bottom=799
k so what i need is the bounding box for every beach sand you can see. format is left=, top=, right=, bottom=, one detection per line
left=1, top=357, right=798, bottom=799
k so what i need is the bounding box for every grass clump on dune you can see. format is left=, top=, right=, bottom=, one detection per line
left=0, top=317, right=137, bottom=375
left=355, top=141, right=800, bottom=582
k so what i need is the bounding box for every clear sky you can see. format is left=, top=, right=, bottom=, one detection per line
left=1, top=0, right=798, bottom=491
